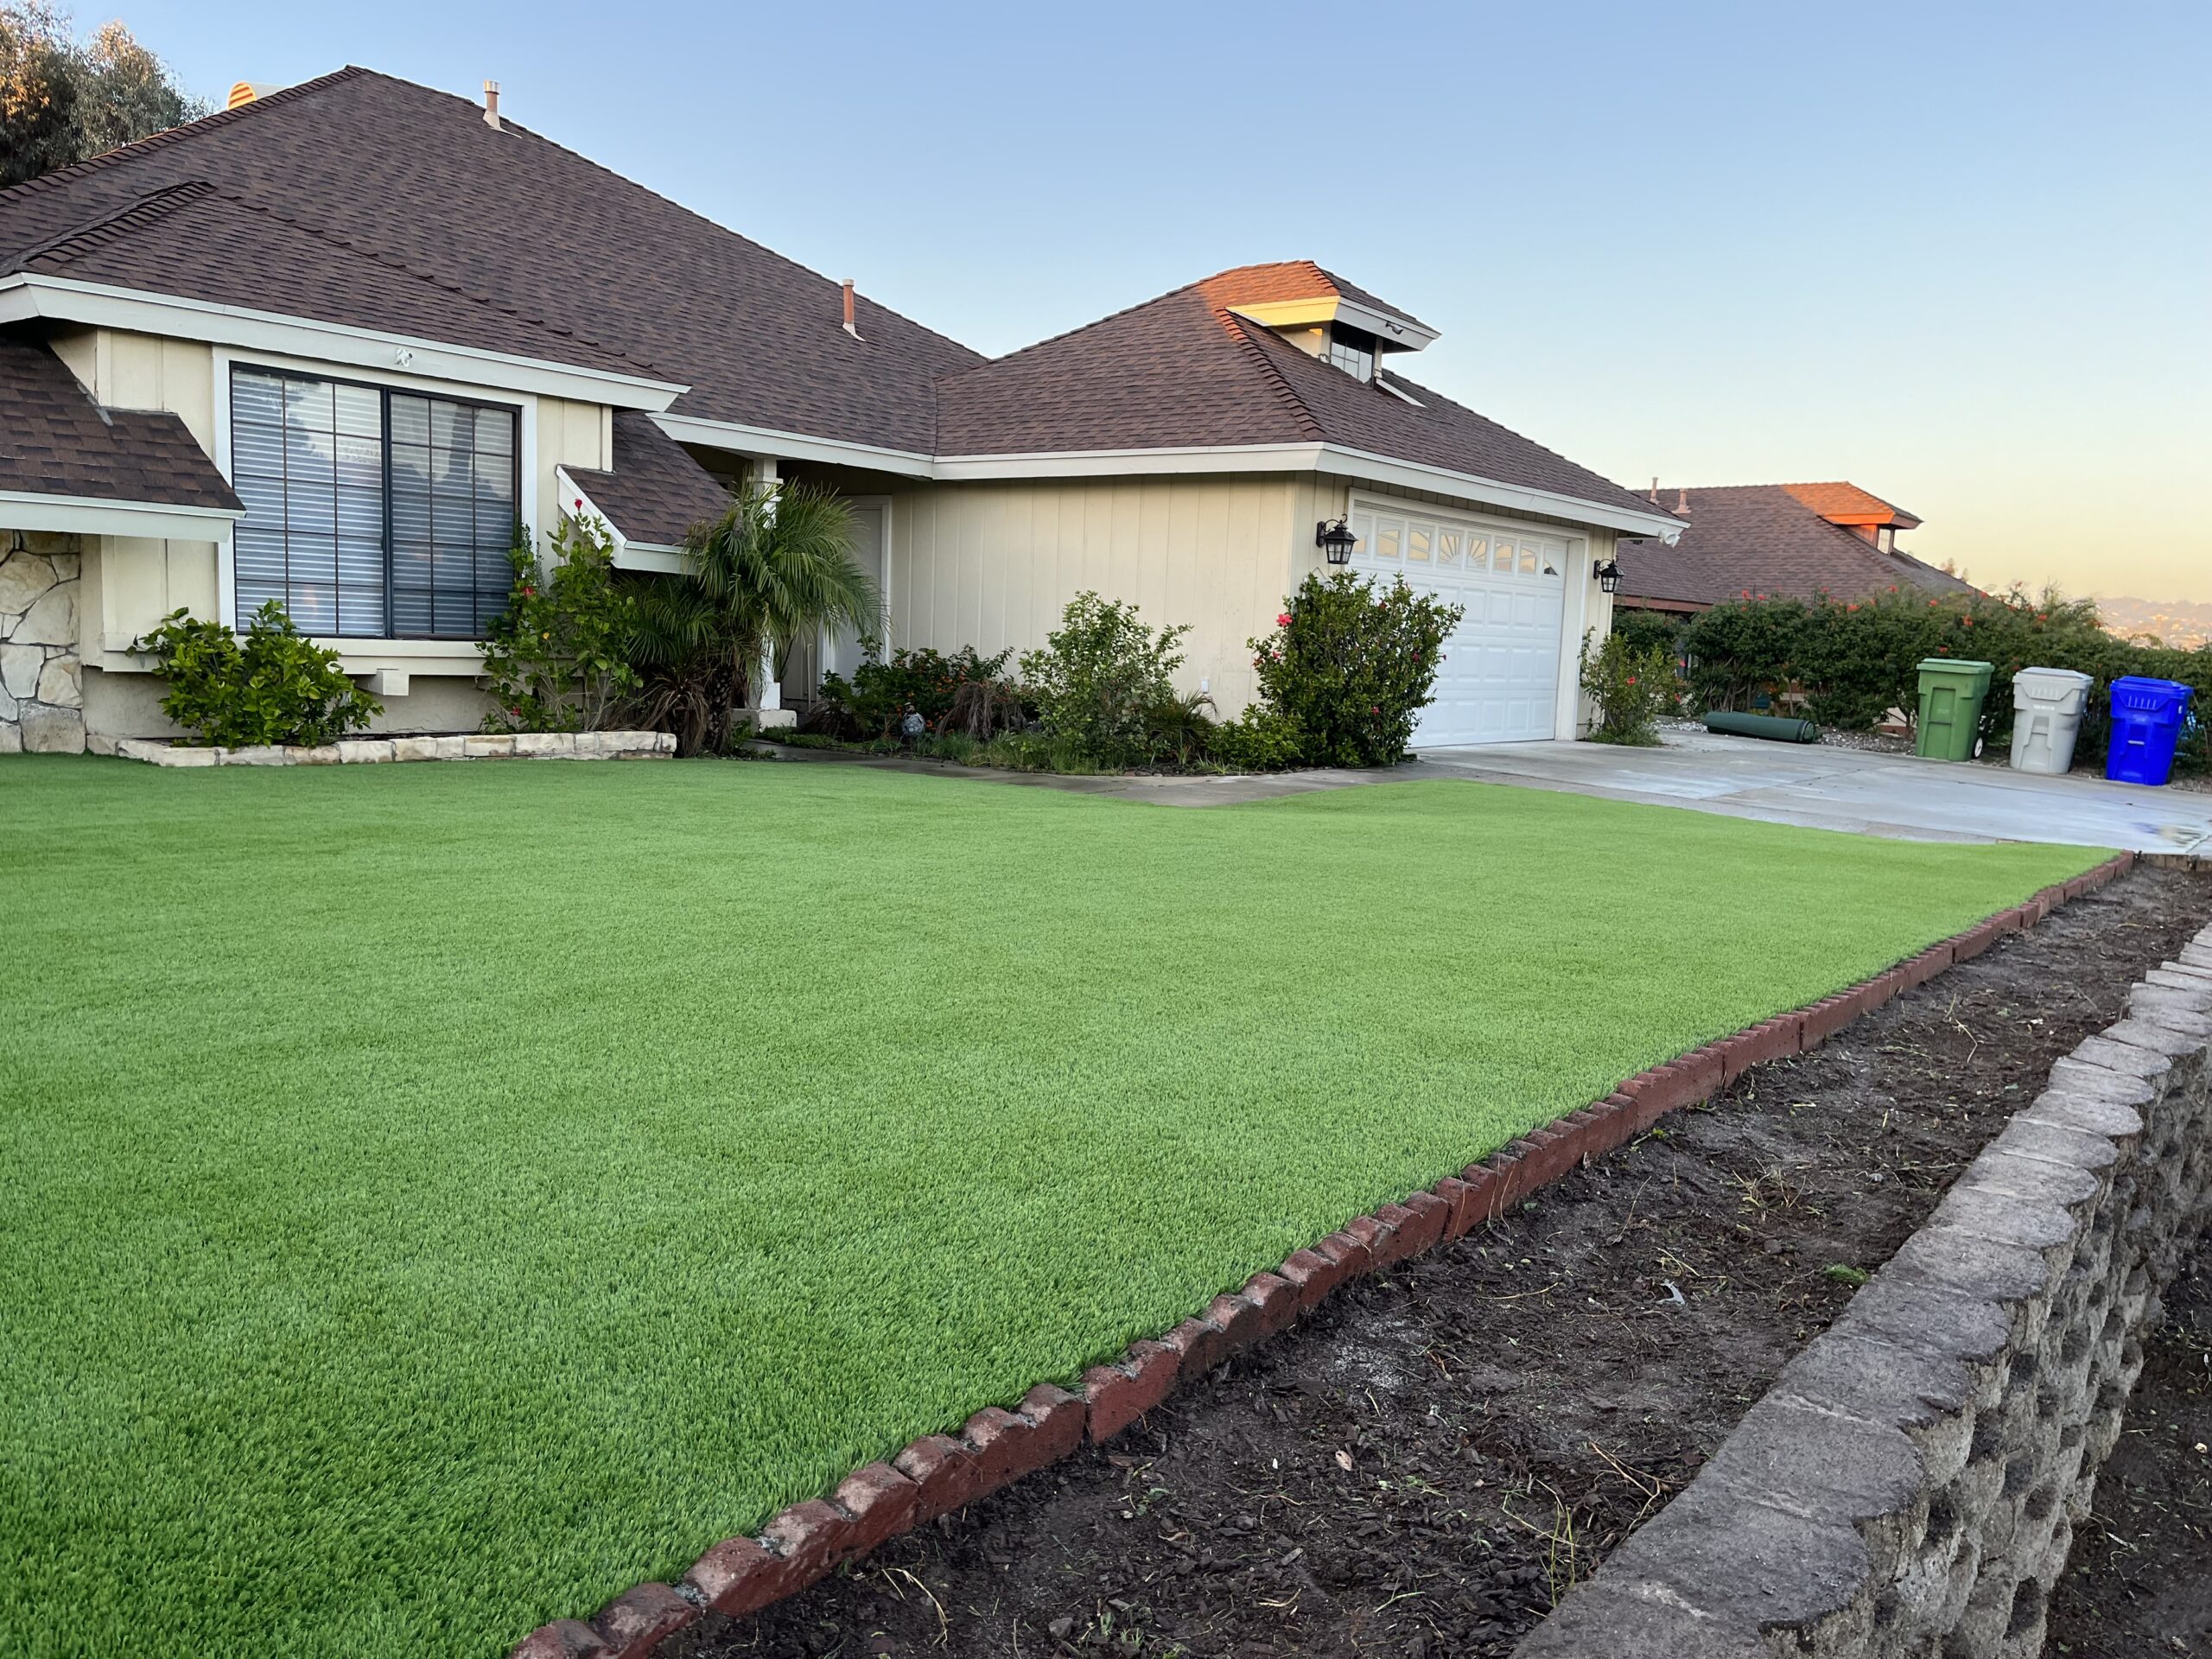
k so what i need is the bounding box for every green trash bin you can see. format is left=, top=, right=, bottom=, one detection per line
left=1915, top=658, right=1994, bottom=761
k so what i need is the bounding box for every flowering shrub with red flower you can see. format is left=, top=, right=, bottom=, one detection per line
left=1579, top=628, right=1679, bottom=745
left=1242, top=569, right=1461, bottom=767
left=478, top=515, right=639, bottom=734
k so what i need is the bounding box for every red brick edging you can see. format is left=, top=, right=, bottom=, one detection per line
left=513, top=852, right=2137, bottom=1658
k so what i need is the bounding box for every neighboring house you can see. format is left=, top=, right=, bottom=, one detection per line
left=0, top=67, right=1682, bottom=756
left=1613, top=482, right=1976, bottom=615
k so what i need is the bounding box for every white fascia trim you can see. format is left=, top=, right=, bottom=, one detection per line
left=1311, top=446, right=1685, bottom=542
left=0, top=274, right=687, bottom=412
left=1333, top=299, right=1440, bottom=352
left=654, top=413, right=935, bottom=479
left=933, top=442, right=1329, bottom=482
left=929, top=442, right=1685, bottom=541
left=0, top=488, right=242, bottom=542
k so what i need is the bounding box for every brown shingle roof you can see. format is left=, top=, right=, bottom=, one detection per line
left=935, top=266, right=1669, bottom=522
left=0, top=68, right=983, bottom=449
left=0, top=78, right=1661, bottom=531
left=16, top=181, right=657, bottom=381
left=1616, top=484, right=1975, bottom=609
left=563, top=412, right=730, bottom=549
left=0, top=328, right=242, bottom=512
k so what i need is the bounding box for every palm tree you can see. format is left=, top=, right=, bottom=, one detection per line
left=628, top=483, right=876, bottom=754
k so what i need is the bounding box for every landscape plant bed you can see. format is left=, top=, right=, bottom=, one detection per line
left=674, top=863, right=2212, bottom=1659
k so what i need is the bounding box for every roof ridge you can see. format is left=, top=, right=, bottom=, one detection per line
left=937, top=276, right=1218, bottom=380
left=1378, top=365, right=1678, bottom=520
left=0, top=67, right=367, bottom=219
left=10, top=178, right=218, bottom=268
left=1214, top=307, right=1325, bottom=444
left=325, top=67, right=984, bottom=370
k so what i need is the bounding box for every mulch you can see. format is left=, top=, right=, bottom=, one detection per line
left=677, top=867, right=2212, bottom=1659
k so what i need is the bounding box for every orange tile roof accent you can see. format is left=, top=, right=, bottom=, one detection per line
left=1781, top=481, right=1923, bottom=529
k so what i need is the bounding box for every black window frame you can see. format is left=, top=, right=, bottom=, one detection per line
left=1326, top=322, right=1376, bottom=384
left=227, top=363, right=523, bottom=641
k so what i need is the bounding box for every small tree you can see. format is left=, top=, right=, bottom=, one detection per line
left=478, top=517, right=639, bottom=733
left=1247, top=570, right=1461, bottom=767
left=1020, top=592, right=1187, bottom=765
left=628, top=483, right=874, bottom=755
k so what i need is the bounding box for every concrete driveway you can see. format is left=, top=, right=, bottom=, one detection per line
left=770, top=732, right=2212, bottom=852
left=1411, top=729, right=2212, bottom=853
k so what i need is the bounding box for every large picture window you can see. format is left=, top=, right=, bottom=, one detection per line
left=230, top=366, right=519, bottom=639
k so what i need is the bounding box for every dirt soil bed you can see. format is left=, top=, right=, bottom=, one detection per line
left=2045, top=1232, right=2212, bottom=1656
left=680, top=867, right=2212, bottom=1659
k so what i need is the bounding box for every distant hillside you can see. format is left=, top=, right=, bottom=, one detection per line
left=2094, top=595, right=2212, bottom=650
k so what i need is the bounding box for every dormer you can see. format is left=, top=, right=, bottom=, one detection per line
left=1780, top=482, right=1923, bottom=555
left=1200, top=262, right=1440, bottom=385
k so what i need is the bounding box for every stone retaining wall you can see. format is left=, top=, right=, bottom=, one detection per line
left=108, top=731, right=676, bottom=766
left=1516, top=925, right=2212, bottom=1659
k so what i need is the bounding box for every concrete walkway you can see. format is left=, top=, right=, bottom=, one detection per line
left=764, top=732, right=2212, bottom=852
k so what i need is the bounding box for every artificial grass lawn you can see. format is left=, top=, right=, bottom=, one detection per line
left=0, top=756, right=2105, bottom=1656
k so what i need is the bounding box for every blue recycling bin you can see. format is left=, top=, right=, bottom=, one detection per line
left=2105, top=676, right=2195, bottom=786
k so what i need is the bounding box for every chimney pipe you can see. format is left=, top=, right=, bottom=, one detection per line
left=483, top=79, right=501, bottom=130
left=841, top=278, right=861, bottom=340
left=1648, top=475, right=1659, bottom=504
left=1674, top=486, right=1690, bottom=515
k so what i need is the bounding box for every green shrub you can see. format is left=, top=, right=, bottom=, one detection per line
left=1682, top=586, right=2212, bottom=771
left=816, top=639, right=1017, bottom=739
left=1247, top=570, right=1462, bottom=767
left=1020, top=593, right=1188, bottom=766
left=1209, top=707, right=1305, bottom=772
left=479, top=518, right=639, bottom=733
left=1579, top=629, right=1678, bottom=746
left=133, top=601, right=381, bottom=747
left=1610, top=607, right=1687, bottom=660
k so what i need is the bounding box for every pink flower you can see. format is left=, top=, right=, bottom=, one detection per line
left=1276, top=613, right=1293, bottom=627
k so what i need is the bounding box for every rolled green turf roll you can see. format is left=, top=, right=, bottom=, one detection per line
left=1704, top=709, right=1820, bottom=743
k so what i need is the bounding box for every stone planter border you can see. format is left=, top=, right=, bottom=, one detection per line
left=102, top=731, right=676, bottom=766
left=511, top=853, right=2138, bottom=1659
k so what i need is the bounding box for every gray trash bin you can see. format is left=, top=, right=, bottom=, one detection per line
left=2010, top=666, right=2094, bottom=774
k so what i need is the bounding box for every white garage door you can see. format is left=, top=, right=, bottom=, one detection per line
left=1347, top=503, right=1569, bottom=747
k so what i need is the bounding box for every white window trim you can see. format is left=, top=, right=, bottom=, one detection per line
left=212, top=346, right=539, bottom=662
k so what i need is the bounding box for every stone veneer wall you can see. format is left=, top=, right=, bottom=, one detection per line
left=1516, top=933, right=2212, bottom=1659
left=0, top=531, right=85, bottom=753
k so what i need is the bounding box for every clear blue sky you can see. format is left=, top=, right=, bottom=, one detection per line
left=121, top=0, right=2211, bottom=600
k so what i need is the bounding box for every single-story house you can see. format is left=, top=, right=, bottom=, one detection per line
left=0, top=67, right=1682, bottom=756
left=1611, top=481, right=1976, bottom=616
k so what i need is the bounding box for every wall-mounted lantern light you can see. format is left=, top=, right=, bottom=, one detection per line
left=1316, top=518, right=1357, bottom=565
left=1593, top=557, right=1623, bottom=594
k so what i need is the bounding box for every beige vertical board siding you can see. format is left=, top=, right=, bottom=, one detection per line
left=883, top=475, right=1310, bottom=713
left=48, top=332, right=222, bottom=657
left=539, top=397, right=611, bottom=536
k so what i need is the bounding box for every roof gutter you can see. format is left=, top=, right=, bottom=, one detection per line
left=0, top=274, right=689, bottom=412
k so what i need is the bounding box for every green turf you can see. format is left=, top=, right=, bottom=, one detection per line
left=0, top=755, right=2104, bottom=1656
